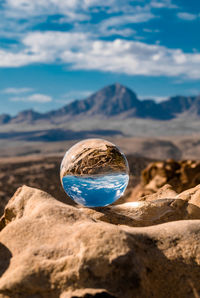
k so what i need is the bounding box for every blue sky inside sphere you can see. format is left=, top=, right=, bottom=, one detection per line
left=62, top=173, right=129, bottom=207
left=0, top=0, right=200, bottom=115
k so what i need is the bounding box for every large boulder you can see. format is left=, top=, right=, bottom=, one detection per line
left=0, top=185, right=200, bottom=297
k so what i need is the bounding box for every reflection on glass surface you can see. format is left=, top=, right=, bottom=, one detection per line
left=60, top=138, right=129, bottom=207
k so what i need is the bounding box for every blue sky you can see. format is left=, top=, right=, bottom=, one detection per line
left=0, top=0, right=200, bottom=115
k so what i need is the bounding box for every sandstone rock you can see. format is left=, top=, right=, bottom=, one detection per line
left=0, top=156, right=75, bottom=218
left=83, top=198, right=200, bottom=227
left=129, top=184, right=178, bottom=203
left=129, top=159, right=200, bottom=201
left=130, top=183, right=200, bottom=212
left=0, top=186, right=200, bottom=297
left=177, top=184, right=200, bottom=208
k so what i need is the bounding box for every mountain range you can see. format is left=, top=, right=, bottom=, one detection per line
left=1, top=83, right=200, bottom=125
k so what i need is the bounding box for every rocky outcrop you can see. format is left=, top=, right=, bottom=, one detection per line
left=0, top=185, right=200, bottom=297
left=129, top=159, right=200, bottom=201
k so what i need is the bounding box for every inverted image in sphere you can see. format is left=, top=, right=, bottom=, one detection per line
left=60, top=138, right=129, bottom=207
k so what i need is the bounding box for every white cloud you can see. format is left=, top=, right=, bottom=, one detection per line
left=1, top=31, right=200, bottom=79
left=99, top=13, right=155, bottom=36
left=10, top=93, right=52, bottom=103
left=2, top=0, right=178, bottom=21
left=177, top=12, right=197, bottom=21
left=139, top=95, right=168, bottom=102
left=103, top=28, right=136, bottom=37
left=0, top=47, right=50, bottom=67
left=101, top=13, right=155, bottom=28
left=95, top=13, right=155, bottom=37
left=2, top=87, right=33, bottom=94
left=106, top=0, right=177, bottom=13
left=3, top=0, right=139, bottom=22
left=150, top=0, right=178, bottom=9
left=4, top=0, right=91, bottom=18
left=0, top=0, right=178, bottom=42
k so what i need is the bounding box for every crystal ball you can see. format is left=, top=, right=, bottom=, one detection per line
left=60, top=138, right=129, bottom=207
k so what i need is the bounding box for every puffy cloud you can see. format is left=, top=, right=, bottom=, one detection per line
left=3, top=0, right=139, bottom=20
left=1, top=31, right=200, bottom=79
left=0, top=0, right=177, bottom=41
left=177, top=12, right=198, bottom=21
left=3, top=0, right=177, bottom=20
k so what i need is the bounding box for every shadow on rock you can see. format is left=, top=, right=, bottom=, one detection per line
left=122, top=232, right=200, bottom=298
left=0, top=242, right=12, bottom=278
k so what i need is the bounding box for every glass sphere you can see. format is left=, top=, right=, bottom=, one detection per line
left=60, top=138, right=129, bottom=207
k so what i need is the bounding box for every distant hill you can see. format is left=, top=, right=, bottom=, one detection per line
left=0, top=83, right=199, bottom=125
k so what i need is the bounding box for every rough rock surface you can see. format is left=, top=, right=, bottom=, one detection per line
left=129, top=159, right=200, bottom=201
left=0, top=185, right=200, bottom=298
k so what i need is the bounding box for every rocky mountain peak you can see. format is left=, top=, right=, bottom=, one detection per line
left=1, top=84, right=200, bottom=124
left=99, top=82, right=137, bottom=97
left=83, top=83, right=140, bottom=116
